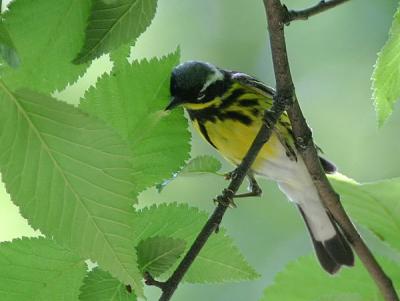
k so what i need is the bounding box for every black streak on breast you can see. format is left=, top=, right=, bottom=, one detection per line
left=187, top=106, right=219, bottom=122
left=198, top=122, right=218, bottom=149
left=220, top=111, right=253, bottom=125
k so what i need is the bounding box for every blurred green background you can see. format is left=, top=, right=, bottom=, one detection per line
left=1, top=0, right=400, bottom=300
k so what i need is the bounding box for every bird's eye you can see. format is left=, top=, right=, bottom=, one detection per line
left=197, top=92, right=206, bottom=101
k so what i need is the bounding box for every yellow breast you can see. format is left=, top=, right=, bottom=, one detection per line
left=185, top=82, right=293, bottom=173
left=192, top=117, right=281, bottom=169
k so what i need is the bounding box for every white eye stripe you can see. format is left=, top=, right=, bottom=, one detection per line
left=200, top=66, right=224, bottom=93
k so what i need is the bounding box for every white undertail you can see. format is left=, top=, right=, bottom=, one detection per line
left=256, top=138, right=336, bottom=242
left=255, top=137, right=354, bottom=273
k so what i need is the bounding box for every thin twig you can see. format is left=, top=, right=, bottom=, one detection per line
left=263, top=0, right=399, bottom=300
left=144, top=272, right=167, bottom=290
left=284, top=0, right=350, bottom=24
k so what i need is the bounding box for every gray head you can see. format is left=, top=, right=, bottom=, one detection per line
left=166, top=61, right=228, bottom=110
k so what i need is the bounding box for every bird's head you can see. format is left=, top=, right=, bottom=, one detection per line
left=166, top=61, right=228, bottom=110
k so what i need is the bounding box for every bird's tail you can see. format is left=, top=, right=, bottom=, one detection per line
left=279, top=182, right=354, bottom=274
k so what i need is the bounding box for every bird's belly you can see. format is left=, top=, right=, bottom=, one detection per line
left=198, top=119, right=299, bottom=183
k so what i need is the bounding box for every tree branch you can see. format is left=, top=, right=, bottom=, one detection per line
left=147, top=80, right=289, bottom=301
left=284, top=0, right=350, bottom=23
left=263, top=1, right=399, bottom=301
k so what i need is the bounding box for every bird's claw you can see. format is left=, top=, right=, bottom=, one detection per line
left=213, top=189, right=236, bottom=208
left=249, top=181, right=263, bottom=197
left=224, top=169, right=238, bottom=181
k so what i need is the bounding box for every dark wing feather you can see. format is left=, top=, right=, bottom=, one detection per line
left=230, top=72, right=275, bottom=98
left=231, top=71, right=339, bottom=175
left=319, top=157, right=337, bottom=174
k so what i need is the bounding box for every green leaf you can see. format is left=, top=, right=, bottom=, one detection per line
left=133, top=203, right=259, bottom=283
left=261, top=256, right=400, bottom=301
left=0, top=0, right=91, bottom=93
left=0, top=21, right=19, bottom=68
left=180, top=155, right=222, bottom=175
left=0, top=237, right=86, bottom=301
left=331, top=174, right=400, bottom=253
left=80, top=51, right=190, bottom=194
left=372, top=3, right=400, bottom=126
left=80, top=268, right=137, bottom=301
left=110, top=44, right=132, bottom=71
left=314, top=294, right=366, bottom=301
left=157, top=155, right=222, bottom=192
left=74, top=0, right=158, bottom=64
left=0, top=86, right=143, bottom=296
left=137, top=236, right=186, bottom=277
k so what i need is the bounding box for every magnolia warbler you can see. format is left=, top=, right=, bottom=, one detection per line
left=165, top=61, right=354, bottom=274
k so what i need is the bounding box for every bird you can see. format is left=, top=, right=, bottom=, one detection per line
left=165, top=60, right=354, bottom=274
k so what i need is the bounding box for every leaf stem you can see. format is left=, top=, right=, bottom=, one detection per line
left=263, top=0, right=399, bottom=300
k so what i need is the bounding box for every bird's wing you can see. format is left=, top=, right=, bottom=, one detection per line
left=230, top=71, right=337, bottom=173
left=230, top=72, right=275, bottom=98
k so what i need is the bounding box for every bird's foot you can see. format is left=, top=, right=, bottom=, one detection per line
left=214, top=188, right=236, bottom=208
left=224, top=169, right=238, bottom=181
left=233, top=175, right=263, bottom=198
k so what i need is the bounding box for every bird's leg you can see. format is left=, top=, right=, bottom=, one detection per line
left=220, top=170, right=262, bottom=205
left=233, top=174, right=263, bottom=198
left=214, top=188, right=236, bottom=208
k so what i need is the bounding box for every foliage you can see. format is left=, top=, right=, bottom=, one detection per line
left=178, top=155, right=222, bottom=175
left=110, top=44, right=132, bottom=70
left=261, top=256, right=400, bottom=301
left=133, top=203, right=260, bottom=282
left=0, top=0, right=399, bottom=300
left=0, top=87, right=143, bottom=295
left=74, top=0, right=158, bottom=64
left=167, top=159, right=400, bottom=259
left=331, top=174, right=400, bottom=254
left=0, top=237, right=86, bottom=301
left=157, top=155, right=222, bottom=191
left=80, top=268, right=137, bottom=301
left=0, top=0, right=91, bottom=93
left=0, top=0, right=253, bottom=297
left=166, top=159, right=400, bottom=296
left=137, top=236, right=186, bottom=277
left=80, top=51, right=191, bottom=195
left=0, top=21, right=19, bottom=68
left=372, top=2, right=400, bottom=126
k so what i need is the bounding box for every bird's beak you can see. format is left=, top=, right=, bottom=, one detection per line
left=165, top=96, right=182, bottom=111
